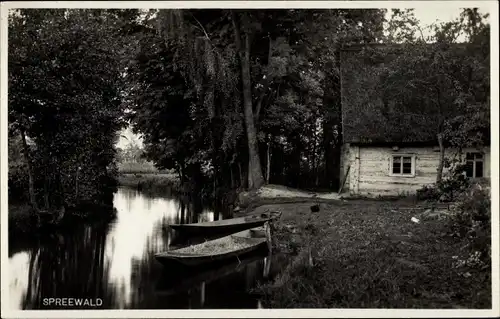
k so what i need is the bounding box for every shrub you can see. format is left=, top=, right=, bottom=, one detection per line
left=417, top=162, right=471, bottom=202
left=448, top=183, right=491, bottom=270
left=436, top=163, right=470, bottom=202
left=416, top=184, right=440, bottom=201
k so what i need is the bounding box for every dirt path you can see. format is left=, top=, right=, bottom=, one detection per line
left=255, top=184, right=342, bottom=200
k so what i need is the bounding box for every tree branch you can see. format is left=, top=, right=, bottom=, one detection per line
left=190, top=12, right=211, bottom=42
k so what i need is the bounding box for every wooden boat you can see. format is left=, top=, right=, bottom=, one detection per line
left=168, top=224, right=268, bottom=249
left=155, top=232, right=268, bottom=267
left=169, top=211, right=281, bottom=237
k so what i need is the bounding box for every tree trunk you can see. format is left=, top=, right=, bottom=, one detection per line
left=312, top=127, right=318, bottom=187
left=43, top=174, right=50, bottom=211
left=266, top=135, right=271, bottom=183
left=176, top=166, right=182, bottom=182
left=180, top=201, right=186, bottom=224
left=231, top=11, right=265, bottom=190
left=20, top=128, right=39, bottom=212
left=436, top=133, right=445, bottom=183
left=75, top=167, right=80, bottom=201
left=238, top=162, right=243, bottom=188
left=435, top=89, right=445, bottom=184
left=230, top=163, right=235, bottom=189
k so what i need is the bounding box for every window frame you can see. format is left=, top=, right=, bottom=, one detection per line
left=465, top=152, right=485, bottom=178
left=389, top=154, right=416, bottom=178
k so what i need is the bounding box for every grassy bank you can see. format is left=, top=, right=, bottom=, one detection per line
left=117, top=173, right=179, bottom=190
left=9, top=202, right=116, bottom=239
left=117, top=161, right=165, bottom=174
left=250, top=200, right=490, bottom=308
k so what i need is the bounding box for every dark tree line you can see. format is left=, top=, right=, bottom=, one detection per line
left=8, top=8, right=490, bottom=214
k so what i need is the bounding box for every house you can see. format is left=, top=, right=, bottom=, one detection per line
left=338, top=44, right=490, bottom=197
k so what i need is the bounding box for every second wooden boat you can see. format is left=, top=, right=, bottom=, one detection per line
left=155, top=233, right=268, bottom=267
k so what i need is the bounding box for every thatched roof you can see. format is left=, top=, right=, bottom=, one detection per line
left=339, top=43, right=486, bottom=145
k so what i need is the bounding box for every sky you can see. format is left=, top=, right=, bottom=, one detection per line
left=414, top=7, right=464, bottom=27
left=116, top=7, right=489, bottom=150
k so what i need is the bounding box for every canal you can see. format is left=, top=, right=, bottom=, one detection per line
left=8, top=187, right=282, bottom=309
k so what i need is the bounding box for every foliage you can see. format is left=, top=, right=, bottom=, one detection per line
left=117, top=140, right=147, bottom=164
left=8, top=134, right=29, bottom=201
left=117, top=161, right=159, bottom=174
left=117, top=173, right=179, bottom=192
left=8, top=9, right=136, bottom=210
left=341, top=9, right=489, bottom=146
left=449, top=183, right=491, bottom=272
left=417, top=158, right=471, bottom=202
left=124, top=9, right=387, bottom=194
left=9, top=8, right=490, bottom=211
left=416, top=184, right=440, bottom=201
left=436, top=162, right=471, bottom=202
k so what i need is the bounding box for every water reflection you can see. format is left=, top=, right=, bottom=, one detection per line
left=21, top=222, right=114, bottom=309
left=9, top=187, right=280, bottom=310
left=9, top=251, right=30, bottom=309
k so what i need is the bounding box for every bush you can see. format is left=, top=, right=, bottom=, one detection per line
left=436, top=163, right=470, bottom=202
left=416, top=162, right=471, bottom=202
left=448, top=183, right=491, bottom=270
left=416, top=184, right=440, bottom=201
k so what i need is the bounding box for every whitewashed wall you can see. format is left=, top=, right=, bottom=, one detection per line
left=340, top=145, right=491, bottom=196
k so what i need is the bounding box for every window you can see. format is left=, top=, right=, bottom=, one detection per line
left=465, top=152, right=484, bottom=178
left=390, top=154, right=415, bottom=177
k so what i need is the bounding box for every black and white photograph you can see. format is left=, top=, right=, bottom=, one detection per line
left=1, top=1, right=498, bottom=317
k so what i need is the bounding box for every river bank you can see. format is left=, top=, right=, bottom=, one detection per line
left=10, top=171, right=188, bottom=238
left=239, top=186, right=491, bottom=309
left=117, top=172, right=180, bottom=190
left=8, top=201, right=117, bottom=240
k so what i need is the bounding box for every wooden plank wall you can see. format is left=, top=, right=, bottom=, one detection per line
left=340, top=145, right=491, bottom=197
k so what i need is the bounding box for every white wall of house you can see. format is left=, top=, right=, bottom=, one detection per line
left=340, top=144, right=490, bottom=196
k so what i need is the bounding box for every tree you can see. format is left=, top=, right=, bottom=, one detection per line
left=230, top=10, right=266, bottom=189
left=8, top=9, right=136, bottom=213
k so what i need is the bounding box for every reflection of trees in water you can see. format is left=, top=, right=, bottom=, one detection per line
left=120, top=187, right=138, bottom=213
left=175, top=194, right=203, bottom=224
left=120, top=186, right=231, bottom=226
left=177, top=198, right=186, bottom=225
left=145, top=196, right=153, bottom=211
left=22, top=223, right=115, bottom=309
left=129, top=217, right=171, bottom=308
left=174, top=194, right=228, bottom=224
